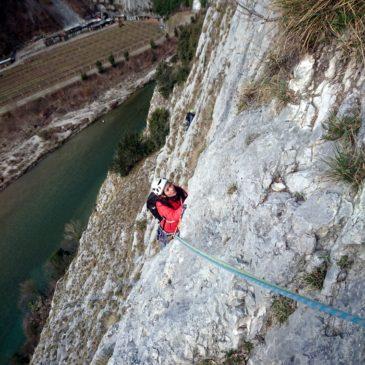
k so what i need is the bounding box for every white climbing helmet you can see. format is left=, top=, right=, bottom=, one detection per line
left=151, top=177, right=168, bottom=196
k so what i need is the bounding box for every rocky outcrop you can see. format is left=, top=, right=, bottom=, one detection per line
left=93, top=0, right=151, bottom=14
left=33, top=1, right=365, bottom=364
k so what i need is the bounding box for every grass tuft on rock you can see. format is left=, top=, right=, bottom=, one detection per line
left=337, top=255, right=353, bottom=270
left=274, top=0, right=365, bottom=62
left=304, top=263, right=327, bottom=290
left=271, top=296, right=296, bottom=324
left=238, top=52, right=296, bottom=112
left=111, top=108, right=170, bottom=176
left=325, top=145, right=365, bottom=187
left=322, top=112, right=365, bottom=188
left=322, top=114, right=361, bottom=142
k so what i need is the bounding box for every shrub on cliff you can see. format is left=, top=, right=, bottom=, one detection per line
left=156, top=61, right=176, bottom=98
left=156, top=12, right=204, bottom=98
left=110, top=108, right=170, bottom=176
left=110, top=133, right=149, bottom=176
left=275, top=0, right=365, bottom=62
left=177, top=15, right=204, bottom=66
left=147, top=108, right=170, bottom=151
left=175, top=64, right=190, bottom=84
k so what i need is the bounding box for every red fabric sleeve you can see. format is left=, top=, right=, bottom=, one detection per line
left=156, top=201, right=183, bottom=221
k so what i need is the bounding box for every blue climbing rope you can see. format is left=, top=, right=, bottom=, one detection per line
left=175, top=236, right=365, bottom=329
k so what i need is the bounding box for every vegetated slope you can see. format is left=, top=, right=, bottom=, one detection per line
left=33, top=0, right=365, bottom=364
left=0, top=0, right=92, bottom=58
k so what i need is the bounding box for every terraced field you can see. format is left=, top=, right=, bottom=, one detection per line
left=0, top=22, right=163, bottom=108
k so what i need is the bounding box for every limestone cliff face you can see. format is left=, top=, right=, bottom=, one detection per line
left=33, top=1, right=365, bottom=364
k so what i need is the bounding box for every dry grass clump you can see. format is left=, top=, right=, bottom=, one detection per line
left=227, top=183, right=238, bottom=195
left=238, top=52, right=296, bottom=112
left=322, top=113, right=365, bottom=188
left=274, top=0, right=365, bottom=61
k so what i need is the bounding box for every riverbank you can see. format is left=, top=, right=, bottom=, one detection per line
left=0, top=83, right=155, bottom=364
left=0, top=40, right=175, bottom=192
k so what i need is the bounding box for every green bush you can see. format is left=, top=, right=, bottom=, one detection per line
left=175, top=64, right=190, bottom=84
left=96, top=60, right=104, bottom=73
left=14, top=219, right=83, bottom=363
left=110, top=133, right=149, bottom=176
left=80, top=72, right=88, bottom=81
left=156, top=14, right=203, bottom=98
left=156, top=61, right=176, bottom=98
left=110, top=108, right=170, bottom=176
left=147, top=108, right=170, bottom=151
left=152, top=0, right=192, bottom=16
left=322, top=111, right=365, bottom=187
left=108, top=53, right=116, bottom=67
left=223, top=342, right=253, bottom=364
left=177, top=15, right=204, bottom=66
left=150, top=39, right=157, bottom=49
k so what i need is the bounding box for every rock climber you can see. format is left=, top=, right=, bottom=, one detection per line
left=147, top=178, right=188, bottom=248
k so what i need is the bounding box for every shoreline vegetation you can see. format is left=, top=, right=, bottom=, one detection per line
left=11, top=221, right=83, bottom=365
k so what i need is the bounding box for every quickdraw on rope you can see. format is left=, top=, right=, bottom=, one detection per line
left=174, top=236, right=365, bottom=329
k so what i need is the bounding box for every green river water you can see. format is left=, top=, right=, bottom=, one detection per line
left=0, top=83, right=154, bottom=363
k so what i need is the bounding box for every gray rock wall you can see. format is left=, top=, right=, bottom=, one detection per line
left=33, top=0, right=365, bottom=364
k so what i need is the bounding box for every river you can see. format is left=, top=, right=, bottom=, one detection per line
left=0, top=82, right=155, bottom=363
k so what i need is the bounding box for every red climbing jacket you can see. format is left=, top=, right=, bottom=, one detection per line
left=156, top=186, right=187, bottom=234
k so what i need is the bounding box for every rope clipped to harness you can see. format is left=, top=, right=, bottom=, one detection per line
left=175, top=236, right=365, bottom=329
